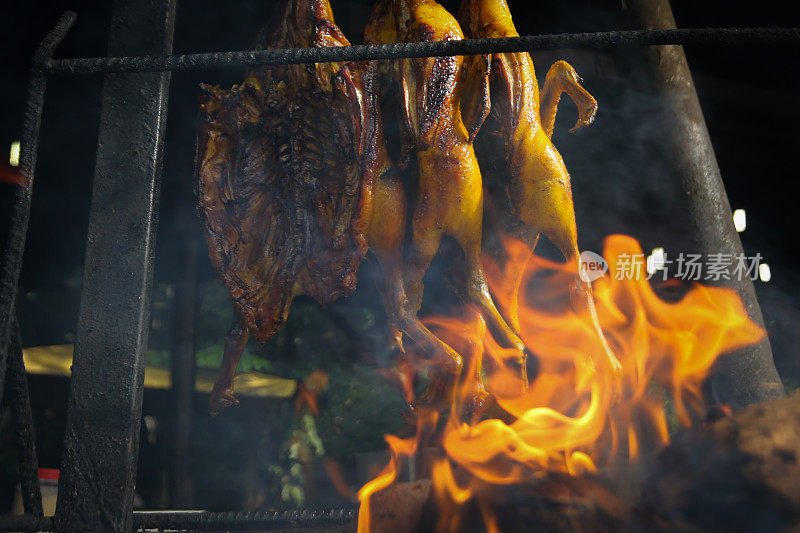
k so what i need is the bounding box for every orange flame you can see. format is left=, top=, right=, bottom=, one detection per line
left=357, top=408, right=439, bottom=531
left=358, top=235, right=764, bottom=532
left=295, top=369, right=329, bottom=416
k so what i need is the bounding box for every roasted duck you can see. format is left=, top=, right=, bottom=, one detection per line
left=197, top=0, right=466, bottom=414
left=365, top=0, right=527, bottom=392
left=197, top=0, right=391, bottom=414
left=458, top=0, right=622, bottom=380
left=197, top=0, right=615, bottom=415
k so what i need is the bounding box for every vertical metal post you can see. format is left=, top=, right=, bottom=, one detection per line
left=0, top=11, right=75, bottom=419
left=7, top=315, right=43, bottom=516
left=168, top=211, right=199, bottom=508
left=622, top=0, right=784, bottom=407
left=54, top=0, right=177, bottom=530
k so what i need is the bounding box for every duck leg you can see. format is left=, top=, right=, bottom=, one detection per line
left=209, top=315, right=249, bottom=416
left=540, top=60, right=598, bottom=139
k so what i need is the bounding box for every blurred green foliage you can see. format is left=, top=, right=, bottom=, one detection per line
left=3, top=269, right=408, bottom=512
left=187, top=278, right=406, bottom=509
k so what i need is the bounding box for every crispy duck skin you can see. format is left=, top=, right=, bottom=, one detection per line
left=365, top=0, right=528, bottom=403
left=458, top=0, right=622, bottom=381
left=197, top=0, right=388, bottom=415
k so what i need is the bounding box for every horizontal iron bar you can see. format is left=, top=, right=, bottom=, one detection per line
left=42, top=27, right=800, bottom=74
left=0, top=509, right=356, bottom=532
left=132, top=509, right=357, bottom=531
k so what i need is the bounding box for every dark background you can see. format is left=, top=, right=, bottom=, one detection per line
left=1, top=0, right=799, bottom=512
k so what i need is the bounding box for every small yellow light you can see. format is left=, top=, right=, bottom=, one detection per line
left=9, top=141, right=20, bottom=167
left=759, top=263, right=771, bottom=283
left=646, top=247, right=665, bottom=275
left=733, top=209, right=746, bottom=232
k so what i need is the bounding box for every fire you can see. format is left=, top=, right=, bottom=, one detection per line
left=358, top=234, right=764, bottom=532
left=357, top=408, right=439, bottom=532
left=295, top=369, right=330, bottom=416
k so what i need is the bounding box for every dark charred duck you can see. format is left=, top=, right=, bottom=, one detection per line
left=196, top=0, right=385, bottom=415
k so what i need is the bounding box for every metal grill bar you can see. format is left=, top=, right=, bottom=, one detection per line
left=0, top=14, right=74, bottom=532
left=0, top=509, right=356, bottom=532
left=53, top=0, right=176, bottom=530
left=0, top=9, right=75, bottom=430
left=7, top=315, right=43, bottom=516
left=132, top=509, right=356, bottom=531
left=167, top=212, right=199, bottom=508
left=42, top=26, right=800, bottom=75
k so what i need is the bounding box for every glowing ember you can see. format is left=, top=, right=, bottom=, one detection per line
left=358, top=234, right=764, bottom=532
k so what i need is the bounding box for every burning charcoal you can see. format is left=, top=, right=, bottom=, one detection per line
left=641, top=393, right=800, bottom=531
left=367, top=480, right=432, bottom=533
left=370, top=475, right=629, bottom=533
